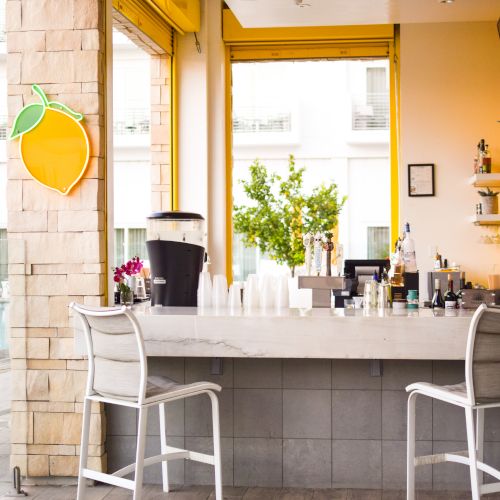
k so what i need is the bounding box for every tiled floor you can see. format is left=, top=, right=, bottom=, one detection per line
left=0, top=485, right=498, bottom=499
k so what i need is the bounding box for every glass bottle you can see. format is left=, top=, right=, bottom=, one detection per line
left=431, top=278, right=445, bottom=309
left=402, top=223, right=417, bottom=272
left=444, top=273, right=457, bottom=309
left=482, top=144, right=492, bottom=173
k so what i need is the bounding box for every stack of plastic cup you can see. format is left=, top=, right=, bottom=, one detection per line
left=212, top=274, right=228, bottom=309
left=197, top=272, right=212, bottom=308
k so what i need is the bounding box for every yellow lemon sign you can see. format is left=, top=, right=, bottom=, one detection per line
left=10, top=84, right=90, bottom=196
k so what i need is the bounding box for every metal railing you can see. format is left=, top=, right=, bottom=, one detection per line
left=352, top=92, right=390, bottom=130
left=233, top=107, right=292, bottom=134
left=113, top=109, right=150, bottom=135
left=0, top=116, right=7, bottom=140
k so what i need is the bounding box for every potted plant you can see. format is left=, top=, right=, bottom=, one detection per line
left=478, top=187, right=499, bottom=215
left=233, top=155, right=346, bottom=277
left=113, top=256, right=143, bottom=306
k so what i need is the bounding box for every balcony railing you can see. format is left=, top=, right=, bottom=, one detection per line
left=0, top=116, right=6, bottom=140
left=352, top=92, right=390, bottom=130
left=113, top=109, right=150, bottom=135
left=233, top=107, right=292, bottom=134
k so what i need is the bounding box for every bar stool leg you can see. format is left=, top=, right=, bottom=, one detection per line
left=407, top=392, right=417, bottom=500
left=466, top=406, right=480, bottom=500
left=476, top=408, right=485, bottom=489
left=133, top=407, right=149, bottom=500
left=76, top=397, right=92, bottom=500
left=209, top=392, right=223, bottom=500
left=159, top=402, right=170, bottom=492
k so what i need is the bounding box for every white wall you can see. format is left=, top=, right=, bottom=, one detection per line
left=400, top=21, right=500, bottom=297
left=177, top=0, right=226, bottom=273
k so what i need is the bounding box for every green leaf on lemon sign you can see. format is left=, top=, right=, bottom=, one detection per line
left=48, top=101, right=83, bottom=122
left=9, top=103, right=46, bottom=140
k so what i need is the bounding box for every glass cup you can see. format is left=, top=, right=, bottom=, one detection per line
left=212, top=274, right=228, bottom=309
left=344, top=298, right=355, bottom=309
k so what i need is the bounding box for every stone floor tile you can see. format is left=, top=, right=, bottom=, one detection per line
left=242, top=487, right=283, bottom=499
left=312, top=489, right=348, bottom=499
left=207, top=486, right=248, bottom=499
left=277, top=488, right=314, bottom=499
left=346, top=489, right=382, bottom=500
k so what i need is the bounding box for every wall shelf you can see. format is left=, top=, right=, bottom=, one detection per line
left=468, top=173, right=500, bottom=187
left=469, top=214, right=500, bottom=225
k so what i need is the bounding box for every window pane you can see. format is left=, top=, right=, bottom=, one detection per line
left=231, top=59, right=391, bottom=280
left=367, top=226, right=390, bottom=260
left=114, top=228, right=124, bottom=267
left=128, top=228, right=147, bottom=261
left=0, top=228, right=6, bottom=283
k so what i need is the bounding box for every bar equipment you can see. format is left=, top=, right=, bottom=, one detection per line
left=146, top=211, right=206, bottom=307
left=323, top=232, right=334, bottom=276
left=313, top=232, right=323, bottom=276
left=303, top=233, right=313, bottom=276
left=298, top=276, right=346, bottom=308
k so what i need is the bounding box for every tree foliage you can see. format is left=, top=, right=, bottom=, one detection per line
left=233, top=155, right=347, bottom=276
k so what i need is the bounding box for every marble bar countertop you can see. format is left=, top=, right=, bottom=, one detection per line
left=116, top=305, right=473, bottom=360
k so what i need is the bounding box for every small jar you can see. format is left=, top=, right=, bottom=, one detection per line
left=407, top=289, right=419, bottom=309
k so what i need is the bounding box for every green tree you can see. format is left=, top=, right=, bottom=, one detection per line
left=233, top=155, right=346, bottom=277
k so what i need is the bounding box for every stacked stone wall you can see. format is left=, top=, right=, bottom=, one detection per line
left=6, top=0, right=107, bottom=477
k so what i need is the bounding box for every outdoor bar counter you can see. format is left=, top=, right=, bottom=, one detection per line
left=119, top=305, right=472, bottom=360
left=87, top=306, right=487, bottom=491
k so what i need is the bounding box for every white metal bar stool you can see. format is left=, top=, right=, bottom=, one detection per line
left=70, top=303, right=223, bottom=500
left=406, top=304, right=500, bottom=500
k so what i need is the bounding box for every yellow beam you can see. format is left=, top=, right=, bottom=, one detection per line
left=225, top=46, right=233, bottom=283
left=389, top=26, right=401, bottom=245
left=153, top=0, right=200, bottom=33
left=223, top=9, right=394, bottom=44
left=171, top=40, right=179, bottom=211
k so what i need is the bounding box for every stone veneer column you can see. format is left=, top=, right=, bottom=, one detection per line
left=150, top=54, right=172, bottom=212
left=6, top=0, right=107, bottom=478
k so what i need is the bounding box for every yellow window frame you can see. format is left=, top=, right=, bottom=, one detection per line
left=224, top=20, right=400, bottom=281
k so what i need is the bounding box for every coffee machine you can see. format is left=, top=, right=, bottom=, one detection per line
left=146, top=212, right=206, bottom=307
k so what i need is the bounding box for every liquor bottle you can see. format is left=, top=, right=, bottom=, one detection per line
left=390, top=239, right=404, bottom=287
left=402, top=223, right=417, bottom=272
left=457, top=272, right=466, bottom=308
left=431, top=278, right=445, bottom=308
left=483, top=144, right=492, bottom=173
left=444, top=273, right=457, bottom=309
left=434, top=251, right=442, bottom=270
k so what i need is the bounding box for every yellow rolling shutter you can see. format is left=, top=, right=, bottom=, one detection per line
left=113, top=0, right=175, bottom=55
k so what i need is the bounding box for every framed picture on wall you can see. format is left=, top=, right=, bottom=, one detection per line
left=408, top=164, right=435, bottom=197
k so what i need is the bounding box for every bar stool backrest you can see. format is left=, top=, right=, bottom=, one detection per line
left=466, top=305, right=500, bottom=405
left=70, top=303, right=148, bottom=404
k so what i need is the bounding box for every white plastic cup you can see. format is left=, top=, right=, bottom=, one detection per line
left=228, top=283, right=242, bottom=310
left=197, top=272, right=212, bottom=308
left=260, top=274, right=276, bottom=309
left=275, top=275, right=289, bottom=309
left=244, top=274, right=260, bottom=310
left=212, top=274, right=228, bottom=309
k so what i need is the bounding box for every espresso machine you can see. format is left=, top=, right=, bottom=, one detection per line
left=146, top=212, right=206, bottom=307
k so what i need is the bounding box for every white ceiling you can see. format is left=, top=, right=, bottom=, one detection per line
left=225, top=0, right=500, bottom=28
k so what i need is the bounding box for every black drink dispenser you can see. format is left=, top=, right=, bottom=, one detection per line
left=146, top=212, right=206, bottom=307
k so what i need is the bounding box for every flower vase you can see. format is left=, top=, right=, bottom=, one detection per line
left=120, top=288, right=134, bottom=307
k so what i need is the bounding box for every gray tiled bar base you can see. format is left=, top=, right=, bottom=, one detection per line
left=106, top=358, right=500, bottom=491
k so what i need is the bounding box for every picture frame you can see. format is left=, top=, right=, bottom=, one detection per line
left=408, top=163, right=435, bottom=197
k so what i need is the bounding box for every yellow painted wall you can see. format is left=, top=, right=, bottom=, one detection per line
left=399, top=21, right=500, bottom=297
